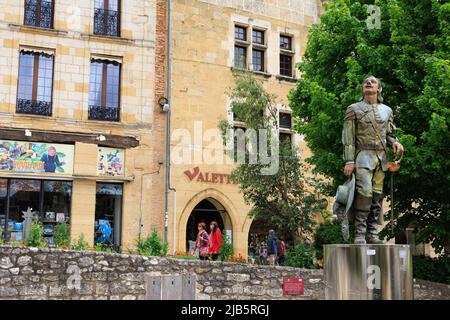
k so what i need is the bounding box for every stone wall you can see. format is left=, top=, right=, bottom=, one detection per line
left=1, top=246, right=449, bottom=300
left=0, top=246, right=322, bottom=300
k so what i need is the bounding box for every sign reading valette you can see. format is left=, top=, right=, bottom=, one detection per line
left=184, top=166, right=237, bottom=184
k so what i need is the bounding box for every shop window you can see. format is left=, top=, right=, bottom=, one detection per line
left=24, top=0, right=54, bottom=29
left=94, top=0, right=121, bottom=37
left=17, top=50, right=54, bottom=116
left=88, top=58, right=121, bottom=121
left=95, top=183, right=122, bottom=251
left=1, top=179, right=71, bottom=243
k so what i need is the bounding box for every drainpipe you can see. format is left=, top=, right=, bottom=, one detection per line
left=164, top=0, right=172, bottom=244
left=170, top=187, right=177, bottom=255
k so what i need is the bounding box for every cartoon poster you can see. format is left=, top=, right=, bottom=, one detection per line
left=0, top=140, right=74, bottom=174
left=97, top=147, right=125, bottom=176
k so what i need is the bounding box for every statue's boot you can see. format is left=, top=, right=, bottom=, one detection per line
left=366, top=192, right=385, bottom=244
left=353, top=193, right=372, bottom=245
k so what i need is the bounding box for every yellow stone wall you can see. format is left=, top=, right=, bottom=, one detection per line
left=169, top=0, right=323, bottom=257
left=0, top=0, right=162, bottom=250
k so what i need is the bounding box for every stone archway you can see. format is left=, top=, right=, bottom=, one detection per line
left=177, top=188, right=238, bottom=254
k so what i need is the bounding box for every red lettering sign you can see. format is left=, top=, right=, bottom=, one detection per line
left=283, top=278, right=304, bottom=295
left=183, top=166, right=237, bottom=184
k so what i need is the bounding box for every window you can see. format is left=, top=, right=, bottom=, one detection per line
left=252, top=49, right=264, bottom=72
left=94, top=0, right=121, bottom=37
left=95, top=183, right=122, bottom=252
left=252, top=29, right=264, bottom=45
left=280, top=35, right=292, bottom=50
left=88, top=58, right=121, bottom=121
left=234, top=46, right=247, bottom=69
left=235, top=26, right=247, bottom=41
left=17, top=50, right=54, bottom=116
left=24, top=0, right=54, bottom=29
left=280, top=54, right=293, bottom=77
left=279, top=132, right=292, bottom=146
left=1, top=179, right=72, bottom=244
left=279, top=112, right=292, bottom=129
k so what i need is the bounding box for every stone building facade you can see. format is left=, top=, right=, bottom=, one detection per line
left=0, top=0, right=167, bottom=250
left=167, top=0, right=323, bottom=257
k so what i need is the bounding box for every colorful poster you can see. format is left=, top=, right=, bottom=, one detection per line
left=97, top=147, right=124, bottom=176
left=0, top=140, right=74, bottom=174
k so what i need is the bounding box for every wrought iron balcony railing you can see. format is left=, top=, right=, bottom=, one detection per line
left=88, top=105, right=120, bottom=122
left=16, top=98, right=52, bottom=116
left=94, top=8, right=120, bottom=37
left=24, top=0, right=53, bottom=29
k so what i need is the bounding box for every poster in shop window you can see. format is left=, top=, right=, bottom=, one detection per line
left=97, top=147, right=125, bottom=176
left=0, top=140, right=74, bottom=174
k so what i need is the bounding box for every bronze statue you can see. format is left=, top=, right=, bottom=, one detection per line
left=341, top=76, right=404, bottom=244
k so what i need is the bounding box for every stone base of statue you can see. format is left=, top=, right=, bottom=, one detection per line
left=323, top=244, right=413, bottom=300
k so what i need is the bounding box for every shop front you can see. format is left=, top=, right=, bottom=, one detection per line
left=0, top=138, right=131, bottom=252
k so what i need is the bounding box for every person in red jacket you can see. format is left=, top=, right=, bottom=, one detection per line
left=209, top=221, right=222, bottom=261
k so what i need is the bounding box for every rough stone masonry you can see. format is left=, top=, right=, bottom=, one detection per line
left=0, top=246, right=448, bottom=300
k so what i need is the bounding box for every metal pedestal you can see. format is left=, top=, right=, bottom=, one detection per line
left=324, top=244, right=413, bottom=300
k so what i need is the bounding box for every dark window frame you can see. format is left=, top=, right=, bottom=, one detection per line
left=280, top=35, right=292, bottom=50
left=279, top=112, right=292, bottom=129
left=16, top=50, right=54, bottom=116
left=23, top=0, right=55, bottom=29
left=94, top=0, right=121, bottom=37
left=234, top=46, right=247, bottom=69
left=280, top=54, right=293, bottom=77
left=252, top=29, right=264, bottom=45
left=234, top=25, right=247, bottom=41
left=252, top=49, right=264, bottom=72
left=88, top=58, right=122, bottom=122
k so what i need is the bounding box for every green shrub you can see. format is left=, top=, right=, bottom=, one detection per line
left=413, top=255, right=450, bottom=284
left=313, top=220, right=354, bottom=261
left=94, top=242, right=112, bottom=253
left=72, top=234, right=89, bottom=251
left=25, top=220, right=46, bottom=247
left=0, top=226, right=3, bottom=245
left=285, top=243, right=318, bottom=269
left=219, top=230, right=233, bottom=261
left=136, top=228, right=168, bottom=257
left=54, top=222, right=71, bottom=249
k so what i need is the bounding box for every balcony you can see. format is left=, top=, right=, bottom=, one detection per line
left=93, top=8, right=120, bottom=37
left=16, top=98, right=52, bottom=116
left=88, top=105, right=120, bottom=122
left=24, top=0, right=53, bottom=29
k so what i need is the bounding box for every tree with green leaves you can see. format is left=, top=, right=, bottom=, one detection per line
left=289, top=0, right=449, bottom=253
left=219, top=72, right=321, bottom=245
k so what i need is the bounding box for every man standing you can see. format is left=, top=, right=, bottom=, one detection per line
left=342, top=76, right=404, bottom=244
left=267, top=229, right=278, bottom=265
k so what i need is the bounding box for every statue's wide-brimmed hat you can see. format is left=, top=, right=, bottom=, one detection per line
left=333, top=173, right=355, bottom=219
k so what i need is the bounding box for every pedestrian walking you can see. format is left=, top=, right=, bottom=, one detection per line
left=195, top=222, right=209, bottom=260
left=209, top=221, right=222, bottom=261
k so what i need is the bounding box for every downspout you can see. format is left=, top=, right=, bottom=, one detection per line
left=170, top=187, right=177, bottom=254
left=164, top=0, right=172, bottom=244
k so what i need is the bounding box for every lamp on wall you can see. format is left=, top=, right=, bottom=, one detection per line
left=158, top=97, right=170, bottom=112
left=25, top=129, right=32, bottom=137
left=96, top=135, right=106, bottom=142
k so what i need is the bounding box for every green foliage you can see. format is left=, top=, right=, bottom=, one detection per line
left=94, top=242, right=112, bottom=253
left=313, top=220, right=354, bottom=260
left=72, top=234, right=89, bottom=251
left=219, top=230, right=234, bottom=261
left=289, top=0, right=450, bottom=253
left=136, top=228, right=168, bottom=257
left=25, top=220, right=46, bottom=247
left=284, top=244, right=318, bottom=269
left=413, top=255, right=450, bottom=284
left=54, top=222, right=71, bottom=249
left=0, top=226, right=3, bottom=245
left=219, top=71, right=322, bottom=245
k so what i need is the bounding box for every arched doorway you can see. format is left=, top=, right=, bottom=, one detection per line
left=185, top=198, right=232, bottom=252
